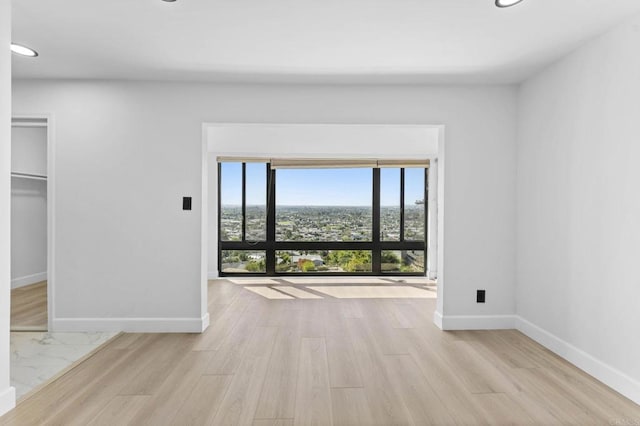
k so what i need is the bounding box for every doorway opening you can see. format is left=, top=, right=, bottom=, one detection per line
left=204, top=123, right=442, bottom=285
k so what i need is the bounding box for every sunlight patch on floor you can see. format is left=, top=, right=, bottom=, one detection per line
left=281, top=277, right=391, bottom=285
left=227, top=278, right=281, bottom=285
left=273, top=286, right=324, bottom=299
left=306, top=286, right=436, bottom=299
left=244, top=286, right=294, bottom=299
left=385, top=277, right=437, bottom=285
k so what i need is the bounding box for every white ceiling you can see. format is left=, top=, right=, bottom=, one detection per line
left=11, top=0, right=640, bottom=84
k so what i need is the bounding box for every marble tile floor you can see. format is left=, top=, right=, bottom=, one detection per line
left=10, top=331, right=118, bottom=400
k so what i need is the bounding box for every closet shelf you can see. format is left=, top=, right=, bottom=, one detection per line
left=11, top=172, right=47, bottom=181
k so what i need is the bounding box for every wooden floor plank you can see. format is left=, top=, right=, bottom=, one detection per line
left=382, top=354, right=456, bottom=425
left=118, top=333, right=199, bottom=395
left=402, top=327, right=489, bottom=425
left=509, top=366, right=604, bottom=424
left=212, top=326, right=279, bottom=425
left=294, top=337, right=333, bottom=426
left=86, top=395, right=151, bottom=426
left=3, top=279, right=639, bottom=426
left=1, top=344, right=133, bottom=426
left=345, top=319, right=414, bottom=425
left=330, top=387, right=375, bottom=426
left=254, top=320, right=301, bottom=420
left=172, top=374, right=233, bottom=425
left=205, top=301, right=263, bottom=375
left=376, top=300, right=414, bottom=329
left=359, top=303, right=410, bottom=355
left=471, top=392, right=538, bottom=425
left=41, top=335, right=172, bottom=426
left=339, top=299, right=364, bottom=319
left=208, top=279, right=243, bottom=306
left=253, top=420, right=294, bottom=426
left=193, top=294, right=253, bottom=351
left=298, top=300, right=327, bottom=338
left=324, top=311, right=363, bottom=389
left=455, top=330, right=540, bottom=370
left=439, top=339, right=521, bottom=394
left=10, top=281, right=47, bottom=329
left=129, top=350, right=216, bottom=425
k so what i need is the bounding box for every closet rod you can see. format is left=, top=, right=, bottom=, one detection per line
left=11, top=172, right=47, bottom=181
left=11, top=122, right=47, bottom=128
left=11, top=118, right=47, bottom=128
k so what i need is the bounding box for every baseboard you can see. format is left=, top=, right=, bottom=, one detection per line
left=0, top=386, right=16, bottom=417
left=11, top=272, right=46, bottom=289
left=515, top=316, right=640, bottom=405
left=200, top=313, right=210, bottom=332
left=52, top=315, right=209, bottom=333
left=438, top=314, right=516, bottom=330
left=433, top=310, right=444, bottom=329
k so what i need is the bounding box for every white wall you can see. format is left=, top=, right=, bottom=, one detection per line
left=517, top=14, right=640, bottom=404
left=11, top=127, right=46, bottom=175
left=0, top=0, right=16, bottom=417
left=206, top=123, right=441, bottom=279
left=11, top=126, right=47, bottom=288
left=207, top=123, right=440, bottom=157
left=12, top=80, right=517, bottom=332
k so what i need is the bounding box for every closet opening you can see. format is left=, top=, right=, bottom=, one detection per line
left=10, top=117, right=50, bottom=331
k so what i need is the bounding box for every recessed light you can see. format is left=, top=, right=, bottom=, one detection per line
left=495, top=0, right=525, bottom=8
left=161, top=0, right=176, bottom=2
left=11, top=43, right=38, bottom=57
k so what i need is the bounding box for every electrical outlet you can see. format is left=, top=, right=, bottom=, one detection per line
left=477, top=289, right=486, bottom=303
left=182, top=196, right=192, bottom=211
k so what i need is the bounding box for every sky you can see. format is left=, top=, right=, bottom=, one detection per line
left=220, top=163, right=425, bottom=206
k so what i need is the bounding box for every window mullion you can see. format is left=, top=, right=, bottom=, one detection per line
left=424, top=167, right=429, bottom=271
left=266, top=165, right=276, bottom=275
left=400, top=168, right=405, bottom=242
left=372, top=168, right=381, bottom=274
left=218, top=162, right=223, bottom=276
left=241, top=163, right=247, bottom=242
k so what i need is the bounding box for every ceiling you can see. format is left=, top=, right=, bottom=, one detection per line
left=11, top=0, right=640, bottom=84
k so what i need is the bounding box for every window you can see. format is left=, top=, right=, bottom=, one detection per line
left=218, top=161, right=427, bottom=276
left=276, top=250, right=372, bottom=273
left=220, top=163, right=242, bottom=241
left=221, top=250, right=266, bottom=273
left=381, top=250, right=425, bottom=273
left=276, top=168, right=372, bottom=241
left=380, top=168, right=401, bottom=241
left=245, top=163, right=267, bottom=241
left=404, top=168, right=426, bottom=241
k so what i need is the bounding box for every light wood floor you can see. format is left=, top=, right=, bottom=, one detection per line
left=10, top=281, right=47, bottom=330
left=2, top=279, right=639, bottom=425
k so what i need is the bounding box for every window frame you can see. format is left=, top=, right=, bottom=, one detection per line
left=218, top=162, right=428, bottom=276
